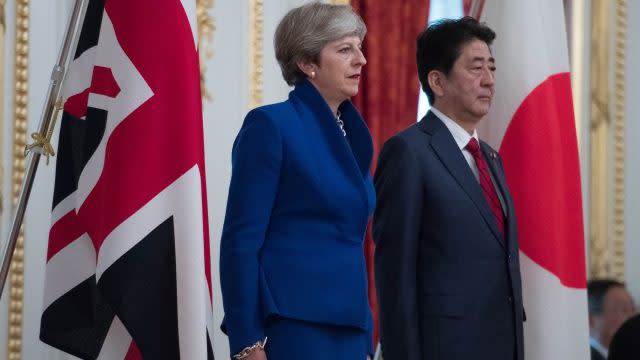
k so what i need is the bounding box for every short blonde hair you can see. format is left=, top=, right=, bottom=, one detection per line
left=274, top=1, right=366, bottom=86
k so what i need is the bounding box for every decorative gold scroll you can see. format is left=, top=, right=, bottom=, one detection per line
left=589, top=0, right=610, bottom=280
left=589, top=0, right=626, bottom=281
left=197, top=0, right=215, bottom=101
left=611, top=0, right=626, bottom=280
left=8, top=0, right=29, bottom=359
left=249, top=0, right=263, bottom=109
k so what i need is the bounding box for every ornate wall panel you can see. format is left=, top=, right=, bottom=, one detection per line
left=8, top=0, right=29, bottom=359
left=249, top=0, right=263, bottom=109
left=589, top=0, right=626, bottom=280
left=197, top=0, right=215, bottom=101
left=611, top=0, right=627, bottom=281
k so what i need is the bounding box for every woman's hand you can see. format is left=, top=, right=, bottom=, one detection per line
left=241, top=348, right=267, bottom=360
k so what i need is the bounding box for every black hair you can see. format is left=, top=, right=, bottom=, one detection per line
left=587, top=279, right=626, bottom=315
left=416, top=16, right=496, bottom=105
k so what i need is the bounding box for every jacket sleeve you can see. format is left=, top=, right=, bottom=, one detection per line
left=220, top=109, right=282, bottom=355
left=372, top=136, right=423, bottom=360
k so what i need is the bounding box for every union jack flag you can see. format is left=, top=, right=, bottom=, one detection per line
left=39, top=0, right=214, bottom=358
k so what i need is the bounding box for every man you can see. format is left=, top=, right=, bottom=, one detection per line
left=373, top=17, right=524, bottom=360
left=588, top=279, right=636, bottom=360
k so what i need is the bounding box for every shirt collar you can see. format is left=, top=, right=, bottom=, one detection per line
left=589, top=337, right=608, bottom=358
left=430, top=106, right=479, bottom=151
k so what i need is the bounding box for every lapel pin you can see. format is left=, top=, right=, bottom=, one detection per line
left=491, top=152, right=497, bottom=159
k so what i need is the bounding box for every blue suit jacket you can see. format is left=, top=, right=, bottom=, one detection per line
left=373, top=111, right=525, bottom=360
left=220, top=79, right=376, bottom=355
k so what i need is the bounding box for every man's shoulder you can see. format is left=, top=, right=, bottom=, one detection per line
left=387, top=121, right=425, bottom=145
left=377, top=123, right=430, bottom=167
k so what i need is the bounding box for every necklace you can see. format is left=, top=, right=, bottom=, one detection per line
left=336, top=110, right=346, bottom=137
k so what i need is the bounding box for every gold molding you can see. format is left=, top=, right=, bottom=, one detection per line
left=197, top=0, right=215, bottom=101
left=0, top=0, right=6, bottom=217
left=8, top=0, right=29, bottom=359
left=588, top=0, right=627, bottom=281
left=589, top=0, right=610, bottom=280
left=611, top=0, right=626, bottom=280
left=249, top=0, right=263, bottom=109
left=329, top=0, right=351, bottom=5
left=0, top=0, right=5, bottom=32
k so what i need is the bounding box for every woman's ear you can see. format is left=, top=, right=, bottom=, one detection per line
left=297, top=61, right=317, bottom=79
left=427, top=70, right=445, bottom=98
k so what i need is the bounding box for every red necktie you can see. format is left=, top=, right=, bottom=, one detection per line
left=465, top=138, right=505, bottom=237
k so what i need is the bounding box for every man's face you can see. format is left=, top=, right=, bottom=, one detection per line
left=592, top=286, right=636, bottom=346
left=439, top=39, right=495, bottom=124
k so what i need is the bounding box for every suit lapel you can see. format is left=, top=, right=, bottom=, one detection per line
left=481, top=141, right=518, bottom=250
left=420, top=112, right=506, bottom=251
left=290, top=80, right=372, bottom=207
left=339, top=101, right=373, bottom=178
left=481, top=142, right=510, bottom=214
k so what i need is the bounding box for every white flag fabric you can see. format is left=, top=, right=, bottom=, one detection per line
left=479, top=1, right=590, bottom=359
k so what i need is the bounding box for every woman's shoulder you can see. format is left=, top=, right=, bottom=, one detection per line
left=245, top=99, right=298, bottom=128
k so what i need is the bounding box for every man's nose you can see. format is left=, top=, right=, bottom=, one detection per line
left=482, top=66, right=495, bottom=87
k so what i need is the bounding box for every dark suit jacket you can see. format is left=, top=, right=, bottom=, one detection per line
left=373, top=111, right=525, bottom=360
left=220, top=79, right=376, bottom=355
left=590, top=345, right=606, bottom=360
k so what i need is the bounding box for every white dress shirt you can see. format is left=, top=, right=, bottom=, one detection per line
left=589, top=337, right=608, bottom=359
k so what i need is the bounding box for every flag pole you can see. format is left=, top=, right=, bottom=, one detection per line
left=0, top=0, right=88, bottom=298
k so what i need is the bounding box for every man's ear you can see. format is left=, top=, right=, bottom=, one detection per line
left=589, top=314, right=599, bottom=329
left=427, top=70, right=446, bottom=97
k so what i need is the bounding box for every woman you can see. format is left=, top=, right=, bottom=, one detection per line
left=220, top=2, right=374, bottom=360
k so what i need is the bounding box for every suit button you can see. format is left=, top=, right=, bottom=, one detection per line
left=508, top=296, right=513, bottom=304
left=508, top=254, right=513, bottom=263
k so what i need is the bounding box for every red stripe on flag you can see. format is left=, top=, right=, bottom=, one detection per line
left=76, top=0, right=212, bottom=295
left=64, top=88, right=91, bottom=119
left=124, top=341, right=142, bottom=360
left=91, top=66, right=121, bottom=98
left=500, top=72, right=586, bottom=288
left=48, top=211, right=85, bottom=261
left=78, top=0, right=202, bottom=246
left=62, top=66, right=121, bottom=119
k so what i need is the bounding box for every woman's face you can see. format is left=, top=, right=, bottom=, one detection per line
left=307, top=35, right=366, bottom=107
